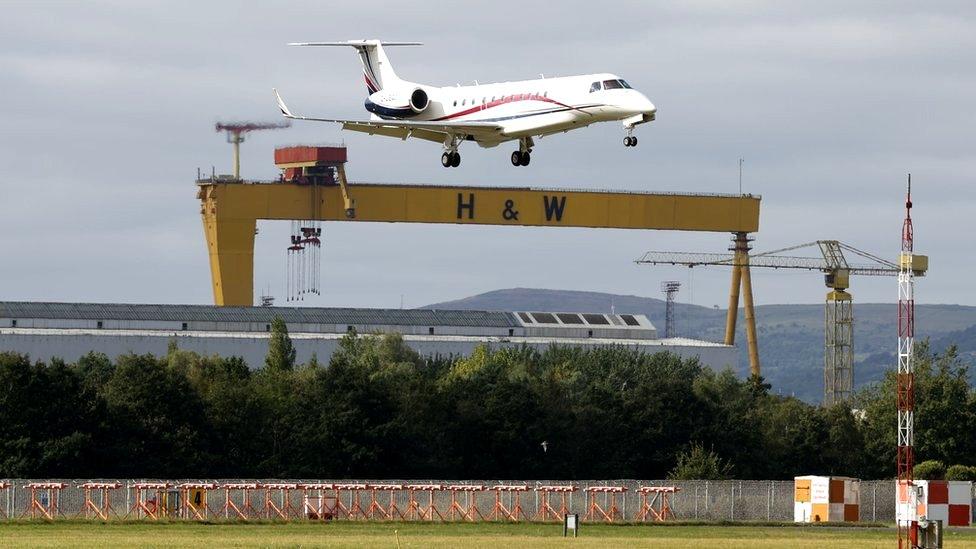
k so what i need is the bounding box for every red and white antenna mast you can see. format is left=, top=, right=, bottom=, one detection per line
left=897, top=174, right=917, bottom=548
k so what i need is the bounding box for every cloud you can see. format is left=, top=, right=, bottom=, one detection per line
left=0, top=1, right=973, bottom=310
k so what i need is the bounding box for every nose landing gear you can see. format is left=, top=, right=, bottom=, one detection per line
left=624, top=135, right=638, bottom=147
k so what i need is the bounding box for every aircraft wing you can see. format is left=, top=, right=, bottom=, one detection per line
left=274, top=89, right=504, bottom=143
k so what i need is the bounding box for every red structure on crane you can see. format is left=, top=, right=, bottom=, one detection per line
left=274, top=146, right=351, bottom=302
left=897, top=175, right=918, bottom=548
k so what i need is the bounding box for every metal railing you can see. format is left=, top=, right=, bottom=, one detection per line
left=0, top=479, right=907, bottom=522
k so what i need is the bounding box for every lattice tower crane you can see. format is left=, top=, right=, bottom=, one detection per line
left=635, top=240, right=927, bottom=405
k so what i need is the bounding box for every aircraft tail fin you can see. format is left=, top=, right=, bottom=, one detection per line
left=288, top=40, right=422, bottom=94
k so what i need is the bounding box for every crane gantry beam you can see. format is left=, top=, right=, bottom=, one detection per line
left=198, top=180, right=761, bottom=307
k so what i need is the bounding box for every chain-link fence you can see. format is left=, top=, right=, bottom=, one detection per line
left=0, top=479, right=903, bottom=522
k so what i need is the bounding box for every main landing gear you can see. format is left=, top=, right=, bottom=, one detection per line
left=511, top=137, right=533, bottom=167
left=441, top=134, right=463, bottom=168
left=511, top=150, right=530, bottom=166
left=624, top=135, right=638, bottom=147
left=441, top=151, right=461, bottom=168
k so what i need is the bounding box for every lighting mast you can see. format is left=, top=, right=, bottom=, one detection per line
left=660, top=281, right=681, bottom=338
left=897, top=175, right=917, bottom=548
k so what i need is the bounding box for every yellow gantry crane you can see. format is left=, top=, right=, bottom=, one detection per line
left=635, top=240, right=928, bottom=404
left=196, top=146, right=763, bottom=347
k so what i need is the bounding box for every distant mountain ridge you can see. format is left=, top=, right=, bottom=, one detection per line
left=423, top=288, right=976, bottom=402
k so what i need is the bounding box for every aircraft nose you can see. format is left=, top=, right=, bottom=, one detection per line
left=637, top=93, right=656, bottom=115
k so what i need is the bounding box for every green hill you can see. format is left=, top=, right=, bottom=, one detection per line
left=424, top=288, right=976, bottom=402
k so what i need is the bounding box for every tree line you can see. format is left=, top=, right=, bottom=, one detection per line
left=1, top=317, right=974, bottom=480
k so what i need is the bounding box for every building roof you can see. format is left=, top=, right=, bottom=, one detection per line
left=0, top=328, right=727, bottom=347
left=0, top=302, right=520, bottom=328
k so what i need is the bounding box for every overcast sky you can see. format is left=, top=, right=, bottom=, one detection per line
left=1, top=1, right=973, bottom=309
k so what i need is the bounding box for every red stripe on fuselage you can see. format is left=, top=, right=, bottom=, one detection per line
left=433, top=94, right=576, bottom=121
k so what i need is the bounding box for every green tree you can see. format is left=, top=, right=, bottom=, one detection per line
left=914, top=460, right=946, bottom=480
left=855, top=341, right=976, bottom=478
left=945, top=464, right=976, bottom=481
left=667, top=443, right=733, bottom=480
left=99, top=353, right=207, bottom=476
left=265, top=316, right=297, bottom=372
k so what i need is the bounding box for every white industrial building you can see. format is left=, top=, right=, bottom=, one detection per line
left=0, top=302, right=735, bottom=369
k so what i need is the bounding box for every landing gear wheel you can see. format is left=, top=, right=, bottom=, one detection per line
left=450, top=152, right=461, bottom=167
left=631, top=136, right=638, bottom=147
left=441, top=152, right=452, bottom=167
left=624, top=136, right=633, bottom=147
left=520, top=151, right=531, bottom=166
left=511, top=151, right=522, bottom=166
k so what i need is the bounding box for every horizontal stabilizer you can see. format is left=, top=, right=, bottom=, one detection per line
left=287, top=40, right=423, bottom=47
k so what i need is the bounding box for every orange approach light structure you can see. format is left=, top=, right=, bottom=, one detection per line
left=535, top=485, right=577, bottom=521
left=636, top=486, right=680, bottom=522
left=78, top=482, right=122, bottom=520
left=22, top=482, right=67, bottom=520
left=584, top=485, right=627, bottom=523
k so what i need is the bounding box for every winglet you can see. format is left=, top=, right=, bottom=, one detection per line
left=273, top=88, right=296, bottom=119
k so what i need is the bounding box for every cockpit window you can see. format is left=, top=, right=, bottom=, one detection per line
left=619, top=79, right=632, bottom=89
left=603, top=79, right=624, bottom=90
left=589, top=81, right=601, bottom=93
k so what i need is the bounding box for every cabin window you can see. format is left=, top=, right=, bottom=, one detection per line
left=589, top=81, right=601, bottom=93
left=491, top=96, right=496, bottom=101
left=603, top=79, right=624, bottom=90
left=429, top=327, right=435, bottom=335
left=462, top=99, right=466, bottom=105
left=543, top=91, right=548, bottom=97
left=181, top=322, right=188, bottom=330
left=453, top=100, right=457, bottom=106
left=11, top=319, right=16, bottom=327
left=97, top=321, right=103, bottom=329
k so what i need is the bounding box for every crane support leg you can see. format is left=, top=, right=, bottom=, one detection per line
left=724, top=264, right=742, bottom=345
left=725, top=232, right=761, bottom=377
left=200, top=186, right=257, bottom=306
left=336, top=164, right=356, bottom=218
left=740, top=255, right=761, bottom=377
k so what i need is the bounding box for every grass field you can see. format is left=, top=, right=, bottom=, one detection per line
left=1, top=522, right=976, bottom=549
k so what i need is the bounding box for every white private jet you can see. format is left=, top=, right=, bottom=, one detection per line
left=274, top=40, right=656, bottom=168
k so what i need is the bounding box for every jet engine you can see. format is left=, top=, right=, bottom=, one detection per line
left=408, top=88, right=429, bottom=113
left=365, top=86, right=432, bottom=118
